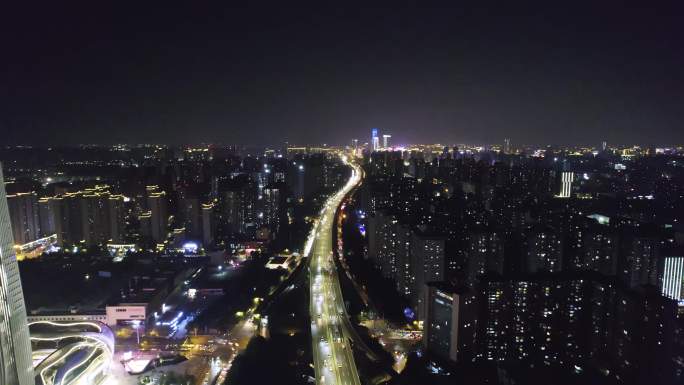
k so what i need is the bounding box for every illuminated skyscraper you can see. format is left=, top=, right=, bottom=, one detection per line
left=371, top=128, right=379, bottom=151
left=662, top=256, right=684, bottom=301
left=558, top=171, right=574, bottom=198
left=382, top=134, right=391, bottom=149
left=0, top=165, right=35, bottom=385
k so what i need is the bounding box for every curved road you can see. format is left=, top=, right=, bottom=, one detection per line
left=310, top=156, right=362, bottom=385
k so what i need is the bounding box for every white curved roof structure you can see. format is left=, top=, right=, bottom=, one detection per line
left=29, top=321, right=115, bottom=385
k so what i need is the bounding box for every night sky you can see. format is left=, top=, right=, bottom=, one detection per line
left=1, top=3, right=683, bottom=146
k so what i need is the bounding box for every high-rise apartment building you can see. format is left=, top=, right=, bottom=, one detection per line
left=367, top=210, right=412, bottom=286
left=477, top=274, right=589, bottom=363
left=579, top=221, right=619, bottom=275
left=201, top=202, right=215, bottom=247
left=146, top=185, right=168, bottom=243
left=217, top=173, right=263, bottom=237
left=465, top=230, right=505, bottom=286
left=526, top=225, right=563, bottom=273
left=620, top=232, right=662, bottom=289
left=6, top=191, right=40, bottom=245
left=37, top=197, right=55, bottom=238
left=181, top=196, right=202, bottom=239
left=0, top=166, right=35, bottom=385
left=411, top=233, right=446, bottom=317
left=222, top=189, right=246, bottom=234
left=262, top=184, right=282, bottom=233
left=80, top=189, right=125, bottom=245
left=371, top=211, right=398, bottom=279
left=422, top=282, right=477, bottom=363
left=394, top=224, right=413, bottom=297
left=37, top=186, right=126, bottom=247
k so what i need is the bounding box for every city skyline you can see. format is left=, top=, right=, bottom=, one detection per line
left=2, top=137, right=684, bottom=384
